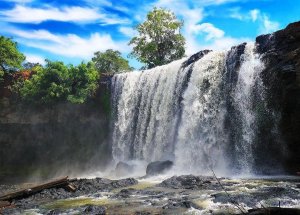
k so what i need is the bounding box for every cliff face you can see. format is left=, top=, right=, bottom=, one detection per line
left=256, top=21, right=300, bottom=173
left=0, top=81, right=112, bottom=184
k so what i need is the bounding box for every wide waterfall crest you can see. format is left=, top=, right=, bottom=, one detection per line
left=112, top=42, right=267, bottom=175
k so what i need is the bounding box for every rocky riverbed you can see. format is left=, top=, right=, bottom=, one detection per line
left=1, top=175, right=300, bottom=215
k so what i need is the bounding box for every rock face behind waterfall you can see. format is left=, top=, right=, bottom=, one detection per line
left=256, top=21, right=300, bottom=174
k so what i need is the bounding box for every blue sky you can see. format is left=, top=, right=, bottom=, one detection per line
left=0, top=0, right=299, bottom=69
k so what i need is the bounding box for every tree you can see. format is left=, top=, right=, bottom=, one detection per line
left=0, top=36, right=25, bottom=81
left=19, top=60, right=70, bottom=104
left=129, top=7, right=185, bottom=69
left=92, top=49, right=132, bottom=74
left=19, top=60, right=99, bottom=104
left=67, top=62, right=99, bottom=104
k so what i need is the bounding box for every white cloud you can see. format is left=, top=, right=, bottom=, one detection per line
left=119, top=27, right=136, bottom=38
left=191, top=23, right=225, bottom=40
left=0, top=5, right=129, bottom=24
left=229, top=7, right=244, bottom=20
left=10, top=29, right=129, bottom=59
left=260, top=15, right=280, bottom=34
left=250, top=9, right=260, bottom=22
left=227, top=7, right=280, bottom=34
left=229, top=8, right=261, bottom=21
left=25, top=54, right=45, bottom=65
left=1, top=0, right=33, bottom=3
left=10, top=29, right=63, bottom=43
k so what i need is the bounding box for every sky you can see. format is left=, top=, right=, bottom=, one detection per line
left=0, top=0, right=299, bottom=69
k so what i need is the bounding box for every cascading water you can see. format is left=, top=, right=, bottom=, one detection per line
left=174, top=51, right=227, bottom=174
left=111, top=42, right=276, bottom=175
left=231, top=43, right=265, bottom=174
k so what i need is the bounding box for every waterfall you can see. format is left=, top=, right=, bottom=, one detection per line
left=174, top=51, right=227, bottom=174
left=111, top=42, right=274, bottom=175
left=231, top=43, right=265, bottom=174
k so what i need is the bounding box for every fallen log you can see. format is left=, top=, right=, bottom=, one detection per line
left=0, top=176, right=69, bottom=201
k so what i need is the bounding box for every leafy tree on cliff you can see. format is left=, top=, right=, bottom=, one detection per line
left=129, top=7, right=185, bottom=69
left=0, top=36, right=25, bottom=81
left=20, top=60, right=69, bottom=104
left=92, top=49, right=133, bottom=74
left=67, top=62, right=99, bottom=104
left=19, top=60, right=99, bottom=104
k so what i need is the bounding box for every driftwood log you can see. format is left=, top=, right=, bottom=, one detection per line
left=0, top=176, right=73, bottom=202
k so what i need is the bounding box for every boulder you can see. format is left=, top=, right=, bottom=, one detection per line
left=83, top=205, right=106, bottom=215
left=146, top=160, right=173, bottom=176
left=115, top=161, right=134, bottom=177
left=158, top=175, right=213, bottom=189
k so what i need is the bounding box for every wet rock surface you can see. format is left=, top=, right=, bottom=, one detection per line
left=146, top=160, right=173, bottom=176
left=255, top=21, right=300, bottom=174
left=158, top=175, right=214, bottom=189
left=1, top=175, right=299, bottom=215
left=83, top=205, right=106, bottom=215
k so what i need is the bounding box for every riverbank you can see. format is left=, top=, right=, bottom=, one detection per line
left=1, top=175, right=299, bottom=214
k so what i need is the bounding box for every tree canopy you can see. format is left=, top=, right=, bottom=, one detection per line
left=18, top=60, right=99, bottom=104
left=0, top=36, right=25, bottom=80
left=129, top=7, right=185, bottom=69
left=92, top=49, right=132, bottom=74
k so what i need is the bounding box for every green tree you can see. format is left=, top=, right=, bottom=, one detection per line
left=19, top=60, right=99, bottom=104
left=20, top=60, right=69, bottom=104
left=67, top=62, right=99, bottom=104
left=129, top=7, right=185, bottom=69
left=0, top=36, right=25, bottom=81
left=92, top=49, right=132, bottom=74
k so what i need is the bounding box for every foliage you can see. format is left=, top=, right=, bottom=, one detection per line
left=92, top=49, right=133, bottom=74
left=18, top=60, right=99, bottom=104
left=129, top=7, right=185, bottom=69
left=0, top=36, right=25, bottom=81
left=67, top=62, right=99, bottom=104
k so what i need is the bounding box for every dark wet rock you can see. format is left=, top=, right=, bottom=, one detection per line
left=255, top=21, right=300, bottom=173
left=111, top=188, right=136, bottom=199
left=158, top=175, right=213, bottom=189
left=115, top=161, right=135, bottom=177
left=224, top=42, right=247, bottom=87
left=47, top=209, right=63, bottom=215
left=73, top=177, right=138, bottom=194
left=244, top=207, right=300, bottom=215
left=146, top=160, right=173, bottom=176
left=83, top=205, right=106, bottom=215
left=135, top=212, right=151, bottom=215
left=162, top=200, right=199, bottom=209
left=182, top=50, right=211, bottom=67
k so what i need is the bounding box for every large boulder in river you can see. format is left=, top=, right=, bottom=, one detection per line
left=115, top=161, right=134, bottom=177
left=146, top=160, right=173, bottom=176
left=158, top=175, right=213, bottom=189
